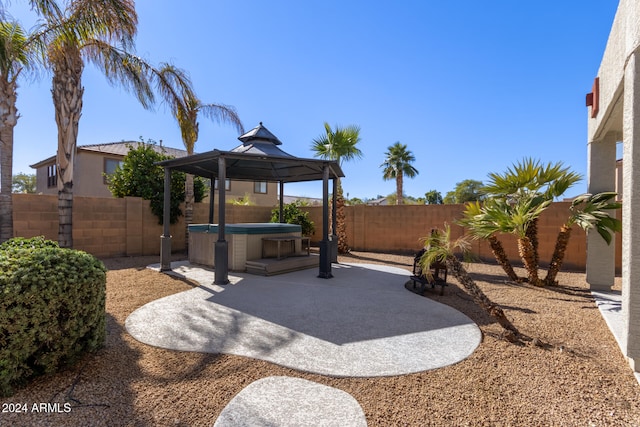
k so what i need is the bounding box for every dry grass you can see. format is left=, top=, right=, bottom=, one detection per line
left=1, top=251, right=639, bottom=426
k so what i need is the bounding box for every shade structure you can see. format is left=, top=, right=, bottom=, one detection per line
left=157, top=122, right=344, bottom=283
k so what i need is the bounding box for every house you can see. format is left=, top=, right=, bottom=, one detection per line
left=29, top=141, right=278, bottom=205
left=366, top=196, right=389, bottom=206
left=585, top=0, right=639, bottom=378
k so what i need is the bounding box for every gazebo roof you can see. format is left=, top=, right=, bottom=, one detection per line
left=157, top=122, right=344, bottom=182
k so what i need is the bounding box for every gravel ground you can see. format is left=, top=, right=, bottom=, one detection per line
left=1, top=251, right=639, bottom=426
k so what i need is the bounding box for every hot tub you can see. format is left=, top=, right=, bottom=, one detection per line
left=188, top=223, right=302, bottom=270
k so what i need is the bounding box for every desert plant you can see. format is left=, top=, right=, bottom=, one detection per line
left=419, top=225, right=521, bottom=342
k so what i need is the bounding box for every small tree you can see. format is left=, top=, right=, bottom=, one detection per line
left=11, top=173, right=36, bottom=193
left=107, top=141, right=204, bottom=224
left=443, top=179, right=485, bottom=204
left=420, top=225, right=521, bottom=343
left=270, top=201, right=315, bottom=236
left=425, top=190, right=443, bottom=205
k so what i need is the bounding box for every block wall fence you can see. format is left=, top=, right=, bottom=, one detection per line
left=11, top=194, right=622, bottom=272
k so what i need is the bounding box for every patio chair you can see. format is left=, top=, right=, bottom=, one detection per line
left=407, top=248, right=448, bottom=295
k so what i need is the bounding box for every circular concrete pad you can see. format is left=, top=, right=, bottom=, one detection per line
left=213, top=376, right=366, bottom=427
left=126, top=262, right=481, bottom=377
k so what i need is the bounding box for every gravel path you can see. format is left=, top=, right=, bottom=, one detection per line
left=1, top=251, right=639, bottom=426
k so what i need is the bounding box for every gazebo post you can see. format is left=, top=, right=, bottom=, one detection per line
left=215, top=156, right=229, bottom=285
left=279, top=181, right=284, bottom=223
left=160, top=167, right=172, bottom=271
left=318, top=164, right=333, bottom=278
left=209, top=175, right=215, bottom=224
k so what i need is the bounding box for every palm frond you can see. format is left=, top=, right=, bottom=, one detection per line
left=83, top=39, right=154, bottom=109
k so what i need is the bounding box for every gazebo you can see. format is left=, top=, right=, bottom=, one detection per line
left=157, top=122, right=344, bottom=284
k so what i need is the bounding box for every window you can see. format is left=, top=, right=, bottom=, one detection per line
left=214, top=179, right=231, bottom=191
left=104, top=158, right=123, bottom=184
left=47, top=164, right=57, bottom=188
left=254, top=181, right=267, bottom=194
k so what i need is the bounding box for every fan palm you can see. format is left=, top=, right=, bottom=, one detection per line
left=484, top=158, right=582, bottom=268
left=30, top=0, right=158, bottom=247
left=420, top=224, right=520, bottom=342
left=154, top=64, right=244, bottom=247
left=458, top=201, right=522, bottom=282
left=380, top=141, right=419, bottom=205
left=311, top=122, right=362, bottom=253
left=544, top=192, right=621, bottom=286
left=0, top=20, right=31, bottom=242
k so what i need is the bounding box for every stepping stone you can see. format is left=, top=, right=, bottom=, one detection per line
left=214, top=376, right=367, bottom=427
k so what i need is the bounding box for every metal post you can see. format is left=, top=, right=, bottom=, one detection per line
left=160, top=167, right=172, bottom=271
left=318, top=165, right=332, bottom=278
left=209, top=176, right=215, bottom=224
left=215, top=157, right=229, bottom=285
left=279, top=181, right=284, bottom=223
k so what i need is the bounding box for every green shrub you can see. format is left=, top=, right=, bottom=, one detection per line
left=0, top=237, right=106, bottom=396
left=270, top=201, right=315, bottom=236
left=107, top=140, right=206, bottom=224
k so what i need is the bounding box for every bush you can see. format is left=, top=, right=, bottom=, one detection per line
left=0, top=237, right=106, bottom=396
left=107, top=140, right=206, bottom=224
left=270, top=201, right=315, bottom=236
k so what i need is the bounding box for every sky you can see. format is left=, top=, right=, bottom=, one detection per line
left=6, top=1, right=621, bottom=200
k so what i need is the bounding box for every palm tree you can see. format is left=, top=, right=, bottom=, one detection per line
left=482, top=194, right=551, bottom=286
left=544, top=192, right=621, bottom=286
left=381, top=142, right=419, bottom=205
left=0, top=20, right=31, bottom=243
left=311, top=122, right=362, bottom=253
left=32, top=0, right=155, bottom=247
left=483, top=158, right=582, bottom=269
left=420, top=224, right=521, bottom=343
left=457, top=201, right=523, bottom=282
left=153, top=64, right=244, bottom=248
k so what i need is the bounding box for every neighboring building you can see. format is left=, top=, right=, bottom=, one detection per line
left=30, top=141, right=278, bottom=206
left=283, top=195, right=323, bottom=206
left=366, top=197, right=389, bottom=206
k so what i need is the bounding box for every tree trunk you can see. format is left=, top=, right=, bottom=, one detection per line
left=52, top=45, right=84, bottom=248
left=445, top=255, right=520, bottom=342
left=0, top=77, right=18, bottom=243
left=517, top=235, right=541, bottom=286
left=335, top=180, right=349, bottom=253
left=526, top=217, right=540, bottom=269
left=396, top=173, right=403, bottom=205
left=184, top=173, right=194, bottom=252
left=487, top=235, right=522, bottom=282
left=544, top=224, right=572, bottom=286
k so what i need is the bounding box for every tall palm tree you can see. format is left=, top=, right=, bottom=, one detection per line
left=154, top=64, right=243, bottom=247
left=32, top=0, right=155, bottom=247
left=0, top=20, right=31, bottom=243
left=544, top=192, right=621, bottom=286
left=311, top=122, right=362, bottom=253
left=380, top=141, right=418, bottom=205
left=420, top=224, right=521, bottom=343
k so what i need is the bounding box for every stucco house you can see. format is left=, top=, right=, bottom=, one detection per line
left=29, top=141, right=278, bottom=206
left=586, top=0, right=639, bottom=377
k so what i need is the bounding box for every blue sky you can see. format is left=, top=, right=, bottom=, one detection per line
left=7, top=1, right=619, bottom=200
